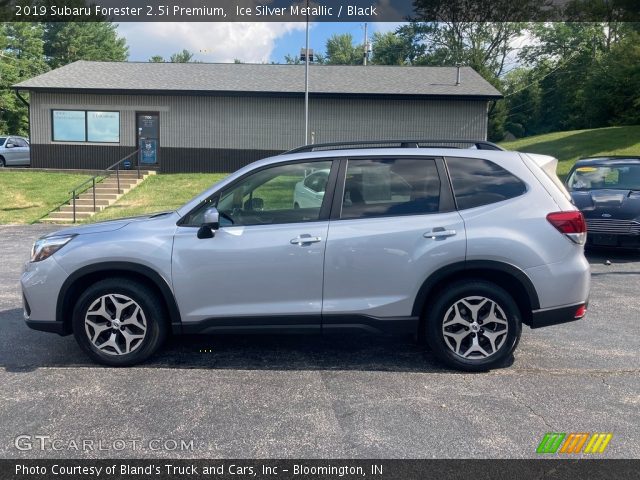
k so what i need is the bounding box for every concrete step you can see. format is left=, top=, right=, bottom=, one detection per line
left=42, top=212, right=94, bottom=222
left=100, top=178, right=141, bottom=185
left=72, top=198, right=114, bottom=205
left=91, top=187, right=124, bottom=194
left=59, top=205, right=105, bottom=213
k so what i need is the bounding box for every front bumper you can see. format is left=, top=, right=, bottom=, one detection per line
left=530, top=302, right=588, bottom=329
left=21, top=256, right=69, bottom=334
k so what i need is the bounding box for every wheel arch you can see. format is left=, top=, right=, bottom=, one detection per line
left=413, top=260, right=540, bottom=333
left=56, top=262, right=182, bottom=335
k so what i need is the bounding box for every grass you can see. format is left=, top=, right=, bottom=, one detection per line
left=500, top=125, right=640, bottom=177
left=89, top=173, right=227, bottom=222
left=0, top=171, right=92, bottom=224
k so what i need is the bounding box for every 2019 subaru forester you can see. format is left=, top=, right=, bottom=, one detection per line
left=21, top=141, right=590, bottom=371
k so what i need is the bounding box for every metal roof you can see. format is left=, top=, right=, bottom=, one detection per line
left=14, top=61, right=502, bottom=99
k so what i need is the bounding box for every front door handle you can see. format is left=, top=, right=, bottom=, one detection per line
left=424, top=227, right=457, bottom=239
left=290, top=234, right=322, bottom=245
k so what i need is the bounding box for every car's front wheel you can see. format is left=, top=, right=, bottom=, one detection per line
left=72, top=278, right=168, bottom=366
left=425, top=280, right=522, bottom=371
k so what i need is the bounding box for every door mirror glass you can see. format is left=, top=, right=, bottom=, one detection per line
left=5, top=143, right=14, bottom=148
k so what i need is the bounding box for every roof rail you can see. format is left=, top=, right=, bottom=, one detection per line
left=284, top=139, right=504, bottom=154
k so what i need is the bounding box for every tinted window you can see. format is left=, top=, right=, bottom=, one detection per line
left=52, top=110, right=120, bottom=143
left=87, top=111, right=120, bottom=142
left=12, top=138, right=28, bottom=147
left=52, top=110, right=86, bottom=141
left=447, top=157, right=526, bottom=210
left=341, top=158, right=440, bottom=219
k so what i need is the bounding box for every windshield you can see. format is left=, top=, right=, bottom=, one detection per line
left=567, top=164, right=640, bottom=191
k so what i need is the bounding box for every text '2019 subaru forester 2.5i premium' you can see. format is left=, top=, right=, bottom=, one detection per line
left=22, top=140, right=590, bottom=371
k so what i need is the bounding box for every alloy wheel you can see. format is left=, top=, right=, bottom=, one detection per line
left=441, top=296, right=509, bottom=359
left=84, top=294, right=147, bottom=356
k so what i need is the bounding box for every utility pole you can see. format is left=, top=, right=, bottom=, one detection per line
left=363, top=23, right=368, bottom=66
left=304, top=0, right=310, bottom=145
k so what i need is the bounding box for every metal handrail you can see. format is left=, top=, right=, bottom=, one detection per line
left=67, top=149, right=141, bottom=223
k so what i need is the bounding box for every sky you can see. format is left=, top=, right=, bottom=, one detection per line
left=116, top=22, right=403, bottom=63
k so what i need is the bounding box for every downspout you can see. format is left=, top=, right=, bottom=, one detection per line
left=14, top=89, right=31, bottom=165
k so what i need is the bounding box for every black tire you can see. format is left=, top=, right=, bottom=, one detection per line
left=72, top=278, right=168, bottom=366
left=293, top=202, right=300, bottom=209
left=424, top=280, right=522, bottom=372
left=0, top=156, right=5, bottom=168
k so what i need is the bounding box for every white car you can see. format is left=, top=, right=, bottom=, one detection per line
left=293, top=169, right=329, bottom=208
left=0, top=136, right=30, bottom=167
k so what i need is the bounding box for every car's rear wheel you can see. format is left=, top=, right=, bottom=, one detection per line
left=72, top=278, right=168, bottom=366
left=424, top=280, right=522, bottom=371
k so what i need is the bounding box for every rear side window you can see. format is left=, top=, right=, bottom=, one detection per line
left=341, top=158, right=440, bottom=219
left=446, top=157, right=526, bottom=210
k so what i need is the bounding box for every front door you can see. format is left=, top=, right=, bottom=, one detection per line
left=172, top=159, right=337, bottom=331
left=136, top=113, right=159, bottom=166
left=5, top=137, right=30, bottom=165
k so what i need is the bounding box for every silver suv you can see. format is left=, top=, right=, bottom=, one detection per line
left=21, top=141, right=590, bottom=371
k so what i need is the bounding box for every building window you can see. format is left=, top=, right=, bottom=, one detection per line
left=52, top=110, right=120, bottom=143
left=52, top=110, right=85, bottom=142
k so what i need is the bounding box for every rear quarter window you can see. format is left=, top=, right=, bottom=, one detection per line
left=446, top=157, right=527, bottom=210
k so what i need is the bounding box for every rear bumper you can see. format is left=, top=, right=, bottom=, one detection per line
left=530, top=303, right=587, bottom=329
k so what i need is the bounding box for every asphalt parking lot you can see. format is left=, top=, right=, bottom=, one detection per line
left=0, top=224, right=638, bottom=459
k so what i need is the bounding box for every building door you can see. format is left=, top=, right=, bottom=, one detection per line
left=136, top=113, right=159, bottom=166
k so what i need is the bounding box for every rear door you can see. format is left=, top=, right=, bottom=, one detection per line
left=322, top=157, right=466, bottom=328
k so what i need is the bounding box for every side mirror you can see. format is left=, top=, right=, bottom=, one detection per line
left=5, top=143, right=14, bottom=148
left=197, top=207, right=220, bottom=239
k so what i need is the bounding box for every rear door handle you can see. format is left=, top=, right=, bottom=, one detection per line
left=424, top=228, right=457, bottom=239
left=290, top=234, right=322, bottom=245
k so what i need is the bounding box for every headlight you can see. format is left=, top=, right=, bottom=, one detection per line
left=30, top=235, right=75, bottom=262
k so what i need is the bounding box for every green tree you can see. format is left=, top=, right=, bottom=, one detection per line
left=44, top=22, right=128, bottom=68
left=169, top=49, right=196, bottom=63
left=1, top=22, right=48, bottom=135
left=148, top=55, right=165, bottom=63
left=325, top=33, right=363, bottom=65
left=370, top=31, right=411, bottom=65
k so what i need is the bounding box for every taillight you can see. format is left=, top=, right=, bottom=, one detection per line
left=574, top=304, right=587, bottom=319
left=546, top=211, right=587, bottom=245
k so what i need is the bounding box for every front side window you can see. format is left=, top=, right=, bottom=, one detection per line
left=52, top=110, right=120, bottom=143
left=12, top=138, right=28, bottom=147
left=446, top=157, right=527, bottom=210
left=340, top=158, right=440, bottom=219
left=185, top=161, right=333, bottom=227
